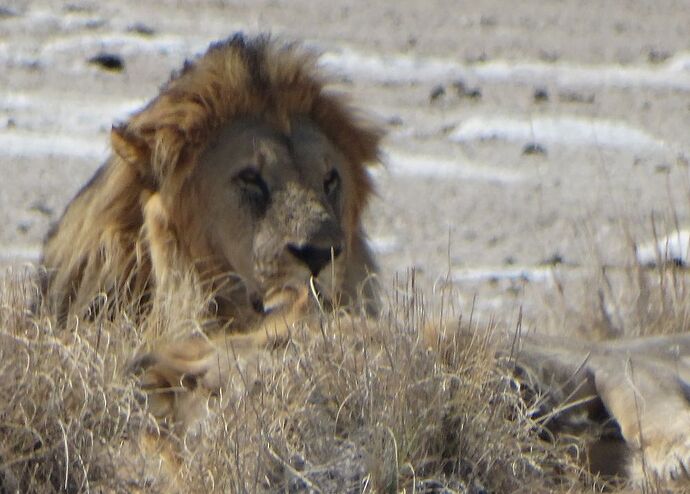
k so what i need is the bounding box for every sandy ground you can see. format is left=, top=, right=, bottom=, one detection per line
left=2, top=0, right=690, bottom=327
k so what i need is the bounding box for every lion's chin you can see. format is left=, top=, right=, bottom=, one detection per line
left=262, top=286, right=301, bottom=314
left=255, top=272, right=338, bottom=316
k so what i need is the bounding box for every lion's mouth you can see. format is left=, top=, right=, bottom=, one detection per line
left=251, top=277, right=330, bottom=316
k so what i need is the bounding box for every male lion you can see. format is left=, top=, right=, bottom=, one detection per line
left=41, top=34, right=381, bottom=329
left=38, top=33, right=690, bottom=490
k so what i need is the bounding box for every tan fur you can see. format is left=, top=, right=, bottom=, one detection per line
left=497, top=333, right=690, bottom=488
left=41, top=34, right=382, bottom=324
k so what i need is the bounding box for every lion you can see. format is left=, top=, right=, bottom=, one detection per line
left=38, top=33, right=690, bottom=491
left=41, top=34, right=381, bottom=329
left=510, top=332, right=690, bottom=489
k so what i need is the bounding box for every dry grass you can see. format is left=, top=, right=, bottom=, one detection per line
left=0, top=266, right=594, bottom=493
left=5, top=249, right=690, bottom=493
left=0, top=268, right=154, bottom=492
left=539, top=225, right=690, bottom=343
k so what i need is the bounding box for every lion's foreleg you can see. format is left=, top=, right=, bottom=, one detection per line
left=133, top=285, right=313, bottom=427
left=142, top=192, right=181, bottom=292
left=141, top=191, right=208, bottom=333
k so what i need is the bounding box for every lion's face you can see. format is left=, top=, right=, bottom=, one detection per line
left=42, top=35, right=381, bottom=323
left=178, top=116, right=352, bottom=312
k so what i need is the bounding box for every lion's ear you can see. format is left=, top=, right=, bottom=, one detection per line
left=111, top=124, right=152, bottom=173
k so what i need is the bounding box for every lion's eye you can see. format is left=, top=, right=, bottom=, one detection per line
left=323, top=169, right=340, bottom=197
left=236, top=167, right=261, bottom=185
left=235, top=167, right=269, bottom=205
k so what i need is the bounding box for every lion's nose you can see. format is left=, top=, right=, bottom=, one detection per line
left=287, top=243, right=341, bottom=276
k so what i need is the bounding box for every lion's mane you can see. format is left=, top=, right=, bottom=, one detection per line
left=41, top=34, right=382, bottom=321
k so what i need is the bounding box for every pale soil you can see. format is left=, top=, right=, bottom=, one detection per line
left=2, top=0, right=690, bottom=327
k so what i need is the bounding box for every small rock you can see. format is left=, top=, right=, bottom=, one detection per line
left=83, top=19, right=106, bottom=30
left=386, top=115, right=403, bottom=126
left=541, top=253, right=564, bottom=266
left=465, top=87, right=481, bottom=99
left=127, top=22, right=155, bottom=36
left=29, top=201, right=53, bottom=216
left=655, top=163, right=671, bottom=174
left=88, top=53, right=124, bottom=72
left=522, top=142, right=546, bottom=156
left=648, top=48, right=671, bottom=64
left=452, top=80, right=482, bottom=99
left=533, top=87, right=549, bottom=103
left=429, top=85, right=445, bottom=102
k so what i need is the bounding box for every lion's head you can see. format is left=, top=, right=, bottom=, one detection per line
left=41, top=34, right=382, bottom=326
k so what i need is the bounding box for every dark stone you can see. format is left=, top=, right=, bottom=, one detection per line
left=452, top=80, right=481, bottom=100
left=127, top=22, right=155, bottom=36
left=522, top=142, right=546, bottom=156
left=430, top=85, right=446, bottom=102
left=541, top=253, right=564, bottom=266
left=647, top=48, right=671, bottom=64
left=533, top=87, right=549, bottom=102
left=88, top=53, right=124, bottom=72
left=30, top=201, right=53, bottom=217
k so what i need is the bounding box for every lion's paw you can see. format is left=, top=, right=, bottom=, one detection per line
left=629, top=434, right=690, bottom=486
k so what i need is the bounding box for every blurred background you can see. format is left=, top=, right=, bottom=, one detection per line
left=2, top=0, right=690, bottom=330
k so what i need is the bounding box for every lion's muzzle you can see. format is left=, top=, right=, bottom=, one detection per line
left=287, top=243, right=342, bottom=277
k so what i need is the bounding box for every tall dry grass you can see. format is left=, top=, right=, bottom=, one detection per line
left=0, top=267, right=156, bottom=492
left=537, top=222, right=690, bottom=344
left=0, top=265, right=602, bottom=493
left=8, top=247, right=690, bottom=492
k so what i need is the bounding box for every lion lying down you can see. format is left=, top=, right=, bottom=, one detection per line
left=513, top=333, right=690, bottom=485
left=40, top=34, right=690, bottom=488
